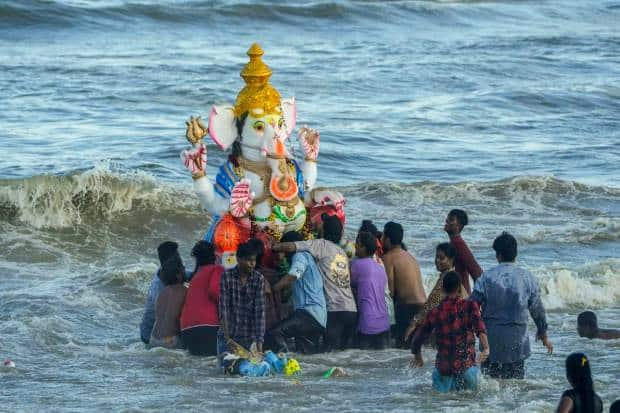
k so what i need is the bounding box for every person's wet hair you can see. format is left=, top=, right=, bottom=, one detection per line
left=565, top=353, right=597, bottom=413
left=449, top=209, right=469, bottom=227
left=160, top=255, right=184, bottom=286
left=157, top=241, right=179, bottom=266
left=577, top=311, right=598, bottom=328
left=357, top=231, right=377, bottom=256
left=191, top=240, right=216, bottom=273
left=492, top=231, right=518, bottom=262
left=323, top=215, right=343, bottom=244
left=359, top=220, right=379, bottom=236
left=610, top=400, right=620, bottom=413
left=442, top=271, right=461, bottom=294
left=383, top=222, right=404, bottom=246
left=281, top=231, right=304, bottom=243
left=436, top=242, right=457, bottom=260
left=236, top=242, right=257, bottom=259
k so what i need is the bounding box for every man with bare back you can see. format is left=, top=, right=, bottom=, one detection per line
left=382, top=222, right=426, bottom=348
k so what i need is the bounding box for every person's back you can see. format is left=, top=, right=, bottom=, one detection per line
left=410, top=272, right=489, bottom=393
left=386, top=248, right=426, bottom=304
left=140, top=241, right=180, bottom=344
left=294, top=238, right=356, bottom=313
left=290, top=251, right=327, bottom=324
left=471, top=232, right=552, bottom=379
left=153, top=284, right=187, bottom=339
left=556, top=353, right=603, bottom=413
left=181, top=264, right=222, bottom=330
left=151, top=255, right=187, bottom=349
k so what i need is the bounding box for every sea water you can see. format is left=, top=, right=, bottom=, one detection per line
left=1, top=1, right=619, bottom=411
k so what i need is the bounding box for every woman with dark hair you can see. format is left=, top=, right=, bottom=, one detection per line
left=180, top=241, right=224, bottom=356
left=556, top=353, right=603, bottom=413
left=403, top=242, right=468, bottom=343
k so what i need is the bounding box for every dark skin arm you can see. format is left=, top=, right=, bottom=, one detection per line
left=272, top=242, right=297, bottom=253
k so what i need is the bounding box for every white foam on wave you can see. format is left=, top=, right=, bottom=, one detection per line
left=535, top=259, right=620, bottom=310
left=0, top=162, right=195, bottom=229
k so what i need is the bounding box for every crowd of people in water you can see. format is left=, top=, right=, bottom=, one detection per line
left=139, top=209, right=620, bottom=412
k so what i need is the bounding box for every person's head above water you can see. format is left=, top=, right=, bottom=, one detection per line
left=322, top=214, right=343, bottom=244
left=160, top=254, right=184, bottom=286
left=236, top=242, right=257, bottom=274
left=382, top=221, right=404, bottom=251
left=492, top=231, right=518, bottom=263
left=157, top=241, right=179, bottom=266
left=442, top=271, right=461, bottom=295
left=355, top=231, right=377, bottom=259
left=444, top=209, right=468, bottom=236
left=191, top=240, right=216, bottom=270
left=610, top=400, right=620, bottom=413
left=577, top=311, right=598, bottom=339
left=435, top=242, right=456, bottom=273
left=565, top=353, right=597, bottom=413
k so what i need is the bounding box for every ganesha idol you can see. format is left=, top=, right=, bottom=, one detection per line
left=180, top=43, right=345, bottom=268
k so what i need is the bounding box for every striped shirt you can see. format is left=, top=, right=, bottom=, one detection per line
left=218, top=267, right=266, bottom=345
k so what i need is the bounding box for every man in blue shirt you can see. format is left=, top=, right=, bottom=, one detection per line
left=265, top=231, right=327, bottom=354
left=470, top=232, right=553, bottom=379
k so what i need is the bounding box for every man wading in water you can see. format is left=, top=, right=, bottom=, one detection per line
left=382, top=222, right=426, bottom=347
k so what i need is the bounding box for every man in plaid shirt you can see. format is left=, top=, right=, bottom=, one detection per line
left=410, top=271, right=490, bottom=392
left=219, top=242, right=266, bottom=353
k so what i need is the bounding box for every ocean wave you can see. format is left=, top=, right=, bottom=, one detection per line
left=0, top=163, right=198, bottom=229
left=1, top=166, right=619, bottom=244
left=0, top=0, right=465, bottom=28
left=537, top=259, right=620, bottom=310
left=0, top=0, right=366, bottom=27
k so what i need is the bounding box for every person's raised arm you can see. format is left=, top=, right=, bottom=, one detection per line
left=272, top=242, right=297, bottom=253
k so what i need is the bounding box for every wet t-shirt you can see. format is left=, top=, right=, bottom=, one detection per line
left=295, top=239, right=357, bottom=313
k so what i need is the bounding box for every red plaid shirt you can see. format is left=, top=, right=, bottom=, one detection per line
left=412, top=296, right=486, bottom=376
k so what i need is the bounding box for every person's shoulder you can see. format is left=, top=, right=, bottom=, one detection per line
left=252, top=270, right=265, bottom=281
left=561, top=389, right=576, bottom=399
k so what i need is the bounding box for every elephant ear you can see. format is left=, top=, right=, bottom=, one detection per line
left=208, top=105, right=237, bottom=150
left=281, top=97, right=297, bottom=137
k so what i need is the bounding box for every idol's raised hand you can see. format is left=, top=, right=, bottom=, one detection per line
left=181, top=142, right=207, bottom=180
left=298, top=126, right=320, bottom=161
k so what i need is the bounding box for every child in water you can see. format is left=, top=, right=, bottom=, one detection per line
left=577, top=311, right=620, bottom=340
left=556, top=353, right=603, bottom=413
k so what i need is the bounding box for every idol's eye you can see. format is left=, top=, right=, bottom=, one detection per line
left=253, top=121, right=265, bottom=132
left=278, top=118, right=284, bottom=128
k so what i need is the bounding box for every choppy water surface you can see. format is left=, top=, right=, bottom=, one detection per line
left=1, top=0, right=619, bottom=411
